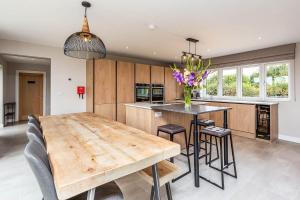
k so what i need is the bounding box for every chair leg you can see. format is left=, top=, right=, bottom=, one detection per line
left=157, top=130, right=160, bottom=136
left=220, top=137, right=224, bottom=190
left=165, top=183, right=172, bottom=200
left=150, top=186, right=154, bottom=200
left=230, top=133, right=238, bottom=178
left=183, top=130, right=191, bottom=172
left=209, top=135, right=213, bottom=167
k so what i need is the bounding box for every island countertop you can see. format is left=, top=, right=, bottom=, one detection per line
left=191, top=98, right=279, bottom=105
left=125, top=101, right=207, bottom=110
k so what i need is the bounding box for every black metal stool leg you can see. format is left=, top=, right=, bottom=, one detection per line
left=150, top=186, right=154, bottom=200
left=220, top=137, right=224, bottom=190
left=205, top=133, right=208, bottom=164
left=184, top=130, right=191, bottom=172
left=157, top=130, right=160, bottom=136
left=215, top=136, right=219, bottom=159
left=230, top=133, right=238, bottom=178
left=170, top=134, right=174, bottom=163
left=165, top=183, right=172, bottom=200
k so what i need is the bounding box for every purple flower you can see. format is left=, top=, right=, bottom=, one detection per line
left=172, top=71, right=184, bottom=84
left=187, top=73, right=195, bottom=87
left=201, top=70, right=209, bottom=80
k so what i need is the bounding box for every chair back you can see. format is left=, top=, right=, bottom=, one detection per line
left=28, top=118, right=42, bottom=133
left=24, top=141, right=58, bottom=200
left=26, top=126, right=45, bottom=149
left=28, top=114, right=40, bottom=125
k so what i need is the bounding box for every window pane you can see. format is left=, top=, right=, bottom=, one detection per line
left=222, top=68, right=237, bottom=96
left=206, top=71, right=218, bottom=96
left=266, top=63, right=289, bottom=98
left=242, top=67, right=260, bottom=97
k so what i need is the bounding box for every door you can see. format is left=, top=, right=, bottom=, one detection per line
left=19, top=73, right=43, bottom=120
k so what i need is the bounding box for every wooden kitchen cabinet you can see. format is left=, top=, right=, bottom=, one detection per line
left=136, top=63, right=150, bottom=84
left=117, top=61, right=135, bottom=123
left=165, top=67, right=177, bottom=101
left=151, top=66, right=164, bottom=84
left=94, top=59, right=116, bottom=120
left=86, top=59, right=94, bottom=112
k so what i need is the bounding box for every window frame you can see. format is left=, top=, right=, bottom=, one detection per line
left=200, top=60, right=293, bottom=102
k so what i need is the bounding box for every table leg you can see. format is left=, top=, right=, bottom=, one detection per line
left=152, top=164, right=161, bottom=200
left=193, top=114, right=200, bottom=187
left=87, top=188, right=95, bottom=200
left=223, top=110, right=228, bottom=166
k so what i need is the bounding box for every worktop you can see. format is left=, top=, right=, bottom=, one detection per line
left=191, top=98, right=279, bottom=105
left=125, top=101, right=207, bottom=110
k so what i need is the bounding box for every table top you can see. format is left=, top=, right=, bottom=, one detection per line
left=151, top=103, right=231, bottom=115
left=40, top=112, right=180, bottom=200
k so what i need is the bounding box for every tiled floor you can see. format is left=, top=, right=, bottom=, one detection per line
left=0, top=124, right=300, bottom=200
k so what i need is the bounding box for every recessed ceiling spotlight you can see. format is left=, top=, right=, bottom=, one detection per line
left=148, top=24, right=156, bottom=30
left=125, top=46, right=129, bottom=49
left=258, top=36, right=262, bottom=40
left=153, top=51, right=157, bottom=55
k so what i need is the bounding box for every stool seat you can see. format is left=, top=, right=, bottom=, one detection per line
left=191, top=119, right=215, bottom=127
left=202, top=126, right=231, bottom=137
left=158, top=124, right=186, bottom=134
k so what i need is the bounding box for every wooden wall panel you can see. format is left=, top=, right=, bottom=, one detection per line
left=86, top=60, right=94, bottom=112
left=94, top=104, right=116, bottom=121
left=151, top=66, right=164, bottom=84
left=270, top=104, right=278, bottom=142
left=117, top=61, right=135, bottom=103
left=165, top=67, right=177, bottom=102
left=94, top=59, right=116, bottom=105
left=135, top=64, right=150, bottom=84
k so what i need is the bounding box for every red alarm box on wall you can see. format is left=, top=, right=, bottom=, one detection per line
left=77, top=86, right=85, bottom=99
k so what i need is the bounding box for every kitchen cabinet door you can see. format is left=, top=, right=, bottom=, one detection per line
left=94, top=59, right=116, bottom=105
left=86, top=59, right=94, bottom=112
left=151, top=66, right=164, bottom=84
left=136, top=64, right=150, bottom=84
left=165, top=67, right=177, bottom=101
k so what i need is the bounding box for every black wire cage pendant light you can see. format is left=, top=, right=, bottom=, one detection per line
left=64, top=1, right=106, bottom=59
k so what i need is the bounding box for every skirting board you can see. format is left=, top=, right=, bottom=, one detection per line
left=279, top=134, right=300, bottom=144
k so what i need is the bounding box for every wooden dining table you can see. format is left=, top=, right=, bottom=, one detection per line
left=40, top=112, right=180, bottom=200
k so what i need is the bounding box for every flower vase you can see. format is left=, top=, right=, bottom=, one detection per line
left=184, top=87, right=192, bottom=110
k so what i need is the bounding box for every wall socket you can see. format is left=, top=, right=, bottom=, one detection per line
left=154, top=112, right=162, bottom=118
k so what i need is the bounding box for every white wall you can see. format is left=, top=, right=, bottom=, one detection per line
left=0, top=39, right=86, bottom=115
left=278, top=42, right=300, bottom=142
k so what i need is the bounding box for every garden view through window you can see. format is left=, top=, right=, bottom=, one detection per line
left=222, top=68, right=237, bottom=96
left=266, top=63, right=289, bottom=98
left=206, top=70, right=218, bottom=96
left=242, top=66, right=260, bottom=97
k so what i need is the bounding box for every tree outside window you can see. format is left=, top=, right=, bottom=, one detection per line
left=206, top=71, right=218, bottom=96
left=266, top=63, right=289, bottom=98
left=242, top=66, right=260, bottom=97
left=222, top=69, right=237, bottom=96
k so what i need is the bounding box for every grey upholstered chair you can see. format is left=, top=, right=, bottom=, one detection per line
left=24, top=141, right=124, bottom=200
left=26, top=126, right=45, bottom=149
left=28, top=118, right=42, bottom=133
left=28, top=114, right=40, bottom=125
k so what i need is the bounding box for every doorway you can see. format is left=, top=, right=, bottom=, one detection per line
left=18, top=72, right=44, bottom=120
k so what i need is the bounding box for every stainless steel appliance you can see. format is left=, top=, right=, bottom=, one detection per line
left=135, top=83, right=150, bottom=102
left=151, top=84, right=164, bottom=103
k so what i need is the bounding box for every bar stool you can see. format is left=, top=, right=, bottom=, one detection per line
left=199, top=126, right=237, bottom=190
left=157, top=124, right=191, bottom=182
left=187, top=119, right=219, bottom=164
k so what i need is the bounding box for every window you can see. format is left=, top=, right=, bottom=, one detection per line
left=205, top=70, right=218, bottom=96
left=266, top=62, right=289, bottom=98
left=242, top=66, right=260, bottom=97
left=222, top=68, right=237, bottom=97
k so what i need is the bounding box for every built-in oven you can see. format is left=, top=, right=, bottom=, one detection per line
left=135, top=83, right=150, bottom=102
left=151, top=84, right=164, bottom=104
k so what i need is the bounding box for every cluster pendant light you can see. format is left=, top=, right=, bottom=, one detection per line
left=64, top=1, right=106, bottom=59
left=181, top=38, right=202, bottom=65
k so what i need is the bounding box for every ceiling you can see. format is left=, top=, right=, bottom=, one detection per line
left=0, top=54, right=51, bottom=65
left=0, top=0, right=300, bottom=62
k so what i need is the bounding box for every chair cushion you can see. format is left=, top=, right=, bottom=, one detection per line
left=191, top=119, right=215, bottom=127
left=158, top=124, right=186, bottom=134
left=201, top=126, right=231, bottom=137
